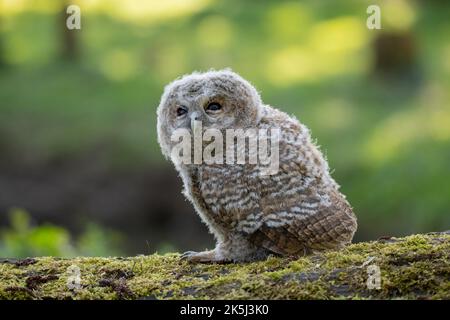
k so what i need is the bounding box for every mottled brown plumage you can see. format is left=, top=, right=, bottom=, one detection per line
left=157, top=69, right=357, bottom=263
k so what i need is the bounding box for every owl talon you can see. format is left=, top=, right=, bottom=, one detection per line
left=180, top=251, right=198, bottom=260
left=180, top=250, right=228, bottom=263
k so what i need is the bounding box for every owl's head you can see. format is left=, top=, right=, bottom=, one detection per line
left=157, top=69, right=262, bottom=158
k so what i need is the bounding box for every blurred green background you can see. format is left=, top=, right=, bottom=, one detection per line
left=0, top=0, right=449, bottom=257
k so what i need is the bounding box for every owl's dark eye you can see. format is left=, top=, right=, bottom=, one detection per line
left=176, top=106, right=188, bottom=117
left=206, top=102, right=222, bottom=112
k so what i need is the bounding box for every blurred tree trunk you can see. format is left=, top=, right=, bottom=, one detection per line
left=372, top=32, right=419, bottom=80
left=0, top=4, right=6, bottom=68
left=59, top=1, right=80, bottom=62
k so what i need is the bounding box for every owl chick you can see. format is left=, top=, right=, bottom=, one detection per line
left=157, top=69, right=357, bottom=263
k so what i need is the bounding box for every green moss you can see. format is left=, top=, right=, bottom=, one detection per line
left=0, top=232, right=449, bottom=300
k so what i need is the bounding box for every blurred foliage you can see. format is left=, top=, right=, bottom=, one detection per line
left=0, top=0, right=449, bottom=254
left=0, top=208, right=124, bottom=257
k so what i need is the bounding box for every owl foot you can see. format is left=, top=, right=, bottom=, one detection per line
left=180, top=250, right=230, bottom=264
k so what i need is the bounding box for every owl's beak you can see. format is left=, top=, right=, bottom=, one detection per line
left=190, top=111, right=202, bottom=135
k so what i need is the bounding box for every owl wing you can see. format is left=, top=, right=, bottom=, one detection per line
left=244, top=135, right=356, bottom=256
left=249, top=187, right=356, bottom=256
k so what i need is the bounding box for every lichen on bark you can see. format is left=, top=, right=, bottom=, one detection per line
left=0, top=232, right=449, bottom=300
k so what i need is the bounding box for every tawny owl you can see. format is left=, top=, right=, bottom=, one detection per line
left=157, top=69, right=357, bottom=263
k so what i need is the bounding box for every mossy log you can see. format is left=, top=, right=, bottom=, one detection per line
left=0, top=232, right=449, bottom=300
